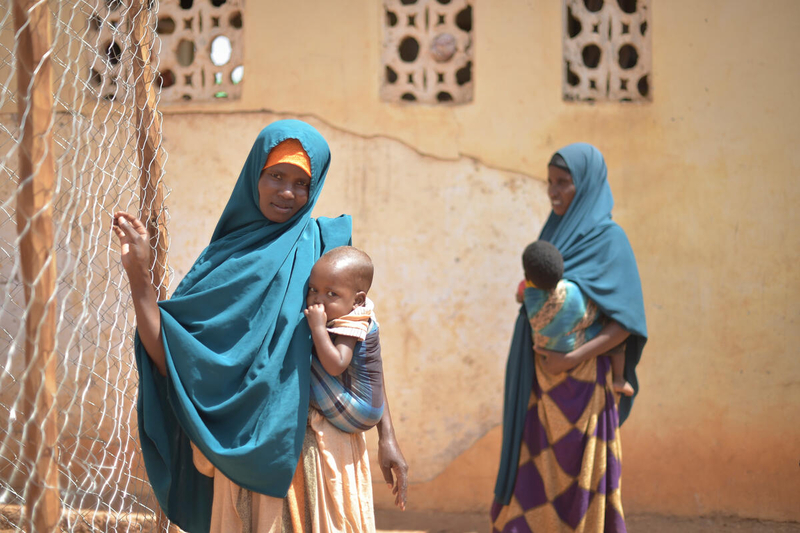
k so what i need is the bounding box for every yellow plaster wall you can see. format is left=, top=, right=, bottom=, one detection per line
left=158, top=0, right=800, bottom=521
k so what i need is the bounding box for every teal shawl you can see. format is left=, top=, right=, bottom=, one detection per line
left=135, top=120, right=352, bottom=532
left=494, top=143, right=647, bottom=505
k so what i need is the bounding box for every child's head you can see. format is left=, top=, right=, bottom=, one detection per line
left=522, top=240, right=563, bottom=291
left=307, top=246, right=374, bottom=320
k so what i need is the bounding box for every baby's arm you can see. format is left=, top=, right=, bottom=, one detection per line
left=304, top=304, right=358, bottom=376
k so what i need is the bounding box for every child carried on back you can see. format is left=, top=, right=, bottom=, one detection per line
left=523, top=240, right=633, bottom=396
left=304, top=246, right=385, bottom=433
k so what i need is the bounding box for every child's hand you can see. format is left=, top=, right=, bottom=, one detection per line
left=304, top=303, right=328, bottom=329
left=112, top=211, right=151, bottom=283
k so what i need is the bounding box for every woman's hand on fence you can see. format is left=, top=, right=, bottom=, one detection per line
left=113, top=211, right=166, bottom=375
left=112, top=212, right=151, bottom=284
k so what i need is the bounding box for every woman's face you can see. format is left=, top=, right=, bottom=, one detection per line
left=547, top=165, right=576, bottom=216
left=258, top=163, right=310, bottom=223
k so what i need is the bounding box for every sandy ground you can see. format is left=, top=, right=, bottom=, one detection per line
left=3, top=507, right=798, bottom=532
left=375, top=510, right=800, bottom=533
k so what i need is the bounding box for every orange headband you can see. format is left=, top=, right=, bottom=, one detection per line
left=263, top=139, right=311, bottom=177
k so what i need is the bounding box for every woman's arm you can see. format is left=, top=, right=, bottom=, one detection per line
left=376, top=379, right=408, bottom=511
left=536, top=320, right=630, bottom=375
left=113, top=212, right=167, bottom=376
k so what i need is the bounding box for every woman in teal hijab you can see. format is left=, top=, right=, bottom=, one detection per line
left=492, top=143, right=647, bottom=533
left=114, top=120, right=407, bottom=532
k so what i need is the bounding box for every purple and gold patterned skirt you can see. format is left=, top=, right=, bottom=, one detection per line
left=491, top=355, right=626, bottom=533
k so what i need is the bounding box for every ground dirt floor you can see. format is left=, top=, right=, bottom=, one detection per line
left=3, top=507, right=799, bottom=532
left=375, top=510, right=800, bottom=533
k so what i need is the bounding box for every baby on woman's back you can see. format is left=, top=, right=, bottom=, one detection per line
left=522, top=240, right=633, bottom=396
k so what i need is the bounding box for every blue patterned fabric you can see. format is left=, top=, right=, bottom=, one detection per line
left=134, top=120, right=352, bottom=533
left=310, top=320, right=385, bottom=433
left=524, top=280, right=603, bottom=352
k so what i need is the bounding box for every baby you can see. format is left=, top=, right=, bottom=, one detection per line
left=304, top=246, right=385, bottom=433
left=522, top=240, right=633, bottom=396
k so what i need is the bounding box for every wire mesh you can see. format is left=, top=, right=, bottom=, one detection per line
left=1, top=0, right=170, bottom=530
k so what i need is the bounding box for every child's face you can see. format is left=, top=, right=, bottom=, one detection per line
left=307, top=260, right=365, bottom=321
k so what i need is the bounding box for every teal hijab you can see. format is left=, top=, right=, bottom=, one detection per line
left=495, top=143, right=647, bottom=505
left=135, top=120, right=352, bottom=532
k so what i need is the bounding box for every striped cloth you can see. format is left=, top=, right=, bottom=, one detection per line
left=524, top=279, right=603, bottom=352
left=310, top=301, right=384, bottom=434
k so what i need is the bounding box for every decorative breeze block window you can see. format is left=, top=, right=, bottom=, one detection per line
left=382, top=0, right=473, bottom=105
left=563, top=0, right=651, bottom=102
left=86, top=0, right=245, bottom=103
left=155, top=0, right=244, bottom=102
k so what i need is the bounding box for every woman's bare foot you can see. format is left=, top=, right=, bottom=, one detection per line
left=613, top=378, right=634, bottom=396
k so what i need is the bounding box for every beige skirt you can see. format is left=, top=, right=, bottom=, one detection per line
left=192, top=409, right=376, bottom=533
